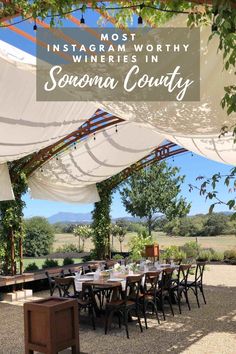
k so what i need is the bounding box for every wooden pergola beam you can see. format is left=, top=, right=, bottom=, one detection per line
left=108, top=142, right=187, bottom=189
left=11, top=111, right=124, bottom=179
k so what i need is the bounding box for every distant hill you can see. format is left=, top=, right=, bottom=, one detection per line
left=48, top=211, right=233, bottom=224
left=48, top=212, right=141, bottom=224
left=48, top=212, right=92, bottom=224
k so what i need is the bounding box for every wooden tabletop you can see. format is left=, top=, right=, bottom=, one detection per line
left=84, top=279, right=122, bottom=288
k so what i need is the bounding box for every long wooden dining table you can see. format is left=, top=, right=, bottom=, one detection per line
left=72, top=264, right=180, bottom=316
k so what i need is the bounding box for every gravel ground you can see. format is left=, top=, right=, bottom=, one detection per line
left=0, top=264, right=235, bottom=354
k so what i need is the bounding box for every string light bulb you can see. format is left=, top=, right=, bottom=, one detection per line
left=211, top=10, right=218, bottom=33
left=211, top=23, right=218, bottom=32
left=33, top=20, right=37, bottom=31
left=138, top=16, right=143, bottom=26
left=80, top=14, right=85, bottom=24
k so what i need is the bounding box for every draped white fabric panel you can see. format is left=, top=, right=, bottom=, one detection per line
left=0, top=40, right=97, bottom=163
left=98, top=15, right=236, bottom=166
left=165, top=134, right=236, bottom=166
left=28, top=177, right=100, bottom=204
left=28, top=122, right=164, bottom=203
left=0, top=163, right=15, bottom=201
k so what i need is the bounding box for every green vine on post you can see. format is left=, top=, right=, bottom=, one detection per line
left=0, top=164, right=27, bottom=275
left=91, top=181, right=112, bottom=259
left=92, top=175, right=121, bottom=259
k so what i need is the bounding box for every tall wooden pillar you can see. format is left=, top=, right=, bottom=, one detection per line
left=19, top=236, right=23, bottom=275
left=107, top=233, right=111, bottom=258
left=9, top=227, right=15, bottom=276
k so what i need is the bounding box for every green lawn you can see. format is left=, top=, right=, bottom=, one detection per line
left=23, top=258, right=82, bottom=269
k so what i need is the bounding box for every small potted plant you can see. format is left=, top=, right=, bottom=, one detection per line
left=145, top=242, right=159, bottom=259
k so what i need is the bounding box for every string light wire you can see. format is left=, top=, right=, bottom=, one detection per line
left=0, top=2, right=192, bottom=28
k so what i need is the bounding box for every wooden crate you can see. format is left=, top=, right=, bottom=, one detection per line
left=145, top=244, right=159, bottom=259
left=24, top=297, right=79, bottom=354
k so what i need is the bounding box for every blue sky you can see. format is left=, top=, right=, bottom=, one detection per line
left=1, top=10, right=233, bottom=219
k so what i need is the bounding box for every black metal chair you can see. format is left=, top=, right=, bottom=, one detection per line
left=45, top=270, right=64, bottom=296
left=185, top=262, right=207, bottom=307
left=78, top=283, right=97, bottom=330
left=54, top=277, right=78, bottom=298
left=171, top=264, right=191, bottom=314
left=54, top=277, right=96, bottom=330
left=156, top=268, right=175, bottom=320
left=105, top=275, right=143, bottom=339
left=139, top=271, right=161, bottom=328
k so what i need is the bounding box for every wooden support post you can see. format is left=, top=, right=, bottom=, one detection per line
left=19, top=236, right=23, bottom=275
left=9, top=228, right=15, bottom=276
left=107, top=232, right=111, bottom=258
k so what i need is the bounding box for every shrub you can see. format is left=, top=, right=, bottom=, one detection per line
left=56, top=244, right=80, bottom=253
left=82, top=249, right=97, bottom=263
left=63, top=257, right=74, bottom=266
left=180, top=241, right=200, bottom=259
left=162, top=246, right=186, bottom=262
left=42, top=258, right=59, bottom=269
left=224, top=249, right=236, bottom=260
left=23, top=217, right=54, bottom=257
left=210, top=251, right=224, bottom=262
left=112, top=254, right=124, bottom=260
left=162, top=245, right=178, bottom=260
left=129, top=233, right=153, bottom=261
left=24, top=262, right=39, bottom=272
left=197, top=250, right=211, bottom=262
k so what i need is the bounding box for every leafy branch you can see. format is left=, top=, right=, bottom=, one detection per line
left=189, top=167, right=236, bottom=218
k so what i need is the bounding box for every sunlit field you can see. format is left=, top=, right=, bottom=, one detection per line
left=54, top=232, right=236, bottom=253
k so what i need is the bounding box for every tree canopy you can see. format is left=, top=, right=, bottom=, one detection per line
left=73, top=224, right=93, bottom=251
left=120, top=161, right=191, bottom=235
left=23, top=217, right=54, bottom=257
left=162, top=212, right=235, bottom=236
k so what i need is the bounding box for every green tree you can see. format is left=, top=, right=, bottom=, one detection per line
left=120, top=162, right=190, bottom=235
left=73, top=224, right=93, bottom=251
left=112, top=223, right=127, bottom=253
left=203, top=213, right=229, bottom=236
left=23, top=217, right=54, bottom=257
left=110, top=224, right=121, bottom=251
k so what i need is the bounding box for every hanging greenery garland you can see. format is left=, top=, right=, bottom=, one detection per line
left=0, top=163, right=28, bottom=275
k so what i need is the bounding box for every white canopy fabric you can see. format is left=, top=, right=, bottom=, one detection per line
left=0, top=163, right=15, bottom=201
left=28, top=122, right=165, bottom=202
left=0, top=13, right=236, bottom=204
left=98, top=15, right=236, bottom=166
left=0, top=40, right=97, bottom=163
left=28, top=177, right=100, bottom=204
left=164, top=133, right=236, bottom=166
